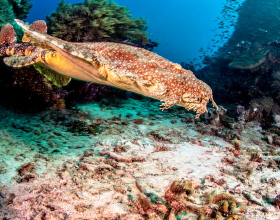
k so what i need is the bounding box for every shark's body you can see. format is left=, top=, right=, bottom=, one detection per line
left=0, top=20, right=217, bottom=117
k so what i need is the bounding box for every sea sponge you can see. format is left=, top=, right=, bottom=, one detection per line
left=0, top=0, right=32, bottom=39
left=0, top=24, right=16, bottom=44
left=30, top=20, right=47, bottom=34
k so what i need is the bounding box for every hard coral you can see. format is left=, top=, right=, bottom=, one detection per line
left=163, top=180, right=247, bottom=220
left=77, top=82, right=112, bottom=102
left=203, top=106, right=227, bottom=126
left=46, top=0, right=149, bottom=46
left=196, top=0, right=280, bottom=121
left=1, top=65, right=65, bottom=110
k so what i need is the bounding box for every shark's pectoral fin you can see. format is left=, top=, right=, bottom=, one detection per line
left=4, top=53, right=71, bottom=87
left=34, top=64, right=71, bottom=87
left=4, top=53, right=40, bottom=67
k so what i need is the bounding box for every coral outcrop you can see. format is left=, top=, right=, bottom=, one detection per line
left=194, top=0, right=280, bottom=126
left=0, top=0, right=57, bottom=110
left=0, top=22, right=64, bottom=110
left=46, top=0, right=148, bottom=46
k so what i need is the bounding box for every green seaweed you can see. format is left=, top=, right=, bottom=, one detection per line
left=46, top=0, right=148, bottom=45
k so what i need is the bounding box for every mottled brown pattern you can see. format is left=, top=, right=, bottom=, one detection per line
left=90, top=42, right=217, bottom=116
left=1, top=19, right=217, bottom=117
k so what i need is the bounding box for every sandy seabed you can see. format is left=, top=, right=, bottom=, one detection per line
left=0, top=98, right=279, bottom=220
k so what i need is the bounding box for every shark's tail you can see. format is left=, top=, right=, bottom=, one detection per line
left=14, top=19, right=98, bottom=85
left=14, top=19, right=96, bottom=63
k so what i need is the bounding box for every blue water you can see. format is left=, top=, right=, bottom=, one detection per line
left=27, top=0, right=226, bottom=64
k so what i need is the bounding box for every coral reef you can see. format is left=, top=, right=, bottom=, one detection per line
left=0, top=0, right=32, bottom=38
left=0, top=1, right=63, bottom=110
left=193, top=0, right=280, bottom=127
left=0, top=23, right=65, bottom=110
left=46, top=0, right=149, bottom=46
left=134, top=178, right=247, bottom=219
left=76, top=82, right=112, bottom=102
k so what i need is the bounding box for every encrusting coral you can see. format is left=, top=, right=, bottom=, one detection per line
left=46, top=0, right=149, bottom=46
left=133, top=179, right=247, bottom=219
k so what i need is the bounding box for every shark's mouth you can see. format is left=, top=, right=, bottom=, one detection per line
left=181, top=92, right=217, bottom=118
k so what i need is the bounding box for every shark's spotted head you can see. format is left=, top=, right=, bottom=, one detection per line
left=180, top=80, right=217, bottom=118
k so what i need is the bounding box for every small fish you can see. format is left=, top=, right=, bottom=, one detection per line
left=258, top=28, right=268, bottom=33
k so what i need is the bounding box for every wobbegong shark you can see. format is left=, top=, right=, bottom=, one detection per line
left=0, top=19, right=217, bottom=117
